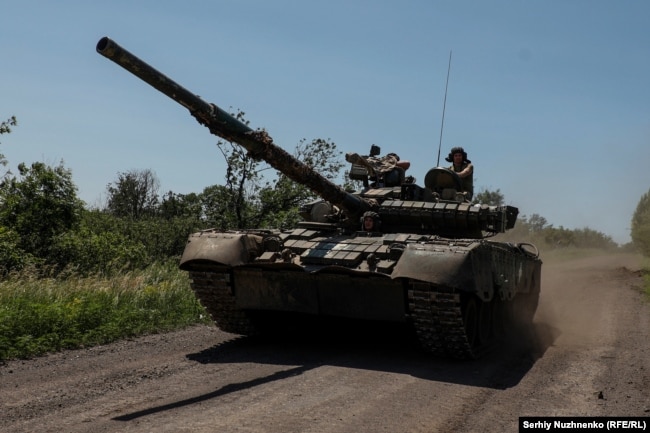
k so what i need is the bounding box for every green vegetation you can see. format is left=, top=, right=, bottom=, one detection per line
left=494, top=215, right=620, bottom=251
left=631, top=189, right=650, bottom=257
left=1, top=116, right=17, bottom=178
left=0, top=261, right=209, bottom=360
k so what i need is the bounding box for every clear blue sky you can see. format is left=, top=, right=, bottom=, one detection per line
left=2, top=0, right=649, bottom=244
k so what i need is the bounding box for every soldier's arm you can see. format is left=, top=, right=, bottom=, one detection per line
left=456, top=163, right=473, bottom=178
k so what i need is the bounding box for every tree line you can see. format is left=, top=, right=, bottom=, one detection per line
left=1, top=115, right=343, bottom=275
left=473, top=189, right=624, bottom=251
left=1, top=114, right=646, bottom=277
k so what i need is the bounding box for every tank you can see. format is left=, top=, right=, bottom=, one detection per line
left=97, top=37, right=541, bottom=359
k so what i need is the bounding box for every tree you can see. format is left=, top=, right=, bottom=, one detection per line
left=200, top=184, right=243, bottom=229
left=473, top=188, right=504, bottom=206
left=572, top=228, right=617, bottom=250
left=218, top=137, right=264, bottom=229
left=527, top=214, right=549, bottom=233
left=255, top=138, right=344, bottom=229
left=0, top=116, right=16, bottom=136
left=105, top=169, right=160, bottom=219
left=209, top=110, right=345, bottom=229
left=631, top=189, right=650, bottom=256
left=159, top=191, right=203, bottom=220
left=0, top=161, right=84, bottom=260
left=0, top=225, right=33, bottom=274
left=1, top=116, right=17, bottom=178
left=49, top=210, right=148, bottom=275
left=543, top=226, right=575, bottom=247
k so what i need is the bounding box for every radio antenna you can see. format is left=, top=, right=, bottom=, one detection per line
left=436, top=50, right=452, bottom=166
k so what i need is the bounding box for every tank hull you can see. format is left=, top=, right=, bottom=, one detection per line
left=180, top=228, right=541, bottom=359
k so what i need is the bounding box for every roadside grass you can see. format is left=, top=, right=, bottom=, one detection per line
left=0, top=261, right=210, bottom=361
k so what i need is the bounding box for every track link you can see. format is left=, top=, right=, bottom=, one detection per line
left=188, top=269, right=257, bottom=335
left=408, top=282, right=488, bottom=359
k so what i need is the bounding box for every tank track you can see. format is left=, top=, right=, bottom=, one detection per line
left=407, top=282, right=488, bottom=360
left=189, top=268, right=487, bottom=358
left=188, top=269, right=257, bottom=335
left=188, top=267, right=530, bottom=360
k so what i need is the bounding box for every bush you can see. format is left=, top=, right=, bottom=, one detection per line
left=632, top=190, right=650, bottom=257
left=125, top=216, right=203, bottom=260
left=0, top=261, right=210, bottom=360
left=0, top=226, right=36, bottom=275
left=50, top=227, right=148, bottom=276
left=0, top=162, right=84, bottom=259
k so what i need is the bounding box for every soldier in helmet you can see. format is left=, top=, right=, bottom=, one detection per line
left=361, top=211, right=381, bottom=232
left=445, top=146, right=474, bottom=200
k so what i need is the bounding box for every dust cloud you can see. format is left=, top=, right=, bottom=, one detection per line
left=532, top=253, right=643, bottom=349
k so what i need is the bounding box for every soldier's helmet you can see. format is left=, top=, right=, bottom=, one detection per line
left=445, top=146, right=470, bottom=163
left=360, top=211, right=382, bottom=231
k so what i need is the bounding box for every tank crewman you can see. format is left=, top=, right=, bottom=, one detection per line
left=445, top=146, right=474, bottom=200
left=345, top=151, right=411, bottom=187
left=361, top=211, right=381, bottom=232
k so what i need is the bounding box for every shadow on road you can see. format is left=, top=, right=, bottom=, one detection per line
left=186, top=319, right=560, bottom=390
left=114, top=319, right=559, bottom=422
left=113, top=364, right=312, bottom=421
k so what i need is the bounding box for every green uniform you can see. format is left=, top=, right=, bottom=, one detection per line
left=449, top=162, right=474, bottom=199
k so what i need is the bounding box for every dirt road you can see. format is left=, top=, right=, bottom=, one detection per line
left=2, top=253, right=648, bottom=432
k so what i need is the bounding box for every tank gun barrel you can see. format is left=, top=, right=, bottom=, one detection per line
left=96, top=37, right=368, bottom=217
